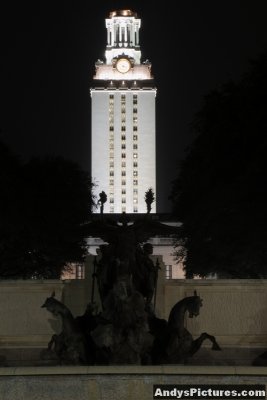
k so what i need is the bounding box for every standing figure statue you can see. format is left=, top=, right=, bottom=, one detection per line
left=41, top=215, right=221, bottom=366
left=84, top=214, right=179, bottom=364
left=133, top=243, right=160, bottom=312
left=87, top=213, right=177, bottom=295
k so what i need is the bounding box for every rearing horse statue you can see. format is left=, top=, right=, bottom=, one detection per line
left=41, top=292, right=89, bottom=364
left=150, top=290, right=221, bottom=364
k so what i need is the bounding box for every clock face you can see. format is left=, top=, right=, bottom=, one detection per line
left=116, top=58, right=131, bottom=73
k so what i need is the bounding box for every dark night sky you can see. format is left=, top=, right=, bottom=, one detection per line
left=1, top=1, right=267, bottom=212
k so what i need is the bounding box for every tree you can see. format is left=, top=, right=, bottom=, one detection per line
left=0, top=140, right=24, bottom=278
left=0, top=151, right=95, bottom=279
left=145, top=188, right=155, bottom=214
left=98, top=191, right=107, bottom=215
left=170, top=52, right=267, bottom=278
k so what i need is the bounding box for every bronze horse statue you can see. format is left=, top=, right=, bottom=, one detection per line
left=41, top=292, right=90, bottom=364
left=150, top=290, right=221, bottom=364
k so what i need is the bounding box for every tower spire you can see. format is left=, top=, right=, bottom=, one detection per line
left=105, top=10, right=141, bottom=65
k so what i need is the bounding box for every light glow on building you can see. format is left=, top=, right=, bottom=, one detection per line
left=91, top=10, right=156, bottom=214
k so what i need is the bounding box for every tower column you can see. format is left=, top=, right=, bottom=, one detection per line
left=107, top=27, right=110, bottom=45
left=92, top=10, right=156, bottom=213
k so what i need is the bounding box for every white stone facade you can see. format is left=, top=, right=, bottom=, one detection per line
left=91, top=10, right=156, bottom=213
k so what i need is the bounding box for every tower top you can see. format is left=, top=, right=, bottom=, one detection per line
left=109, top=10, right=138, bottom=18
left=104, top=9, right=141, bottom=65
left=93, top=10, right=153, bottom=81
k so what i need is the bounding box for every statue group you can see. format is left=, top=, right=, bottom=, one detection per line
left=41, top=214, right=221, bottom=365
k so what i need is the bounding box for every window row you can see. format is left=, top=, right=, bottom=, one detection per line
left=121, top=153, right=138, bottom=159
left=110, top=161, right=137, bottom=168
left=110, top=127, right=138, bottom=133
left=110, top=206, right=138, bottom=213
left=109, top=172, right=138, bottom=178
left=110, top=142, right=137, bottom=152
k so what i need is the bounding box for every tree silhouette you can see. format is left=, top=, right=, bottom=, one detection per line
left=0, top=146, right=95, bottom=279
left=98, top=191, right=107, bottom=215
left=144, top=188, right=155, bottom=214
left=170, top=52, right=267, bottom=278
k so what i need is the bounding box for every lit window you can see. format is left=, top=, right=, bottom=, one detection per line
left=165, top=265, right=172, bottom=279
left=133, top=180, right=138, bottom=186
left=133, top=171, right=138, bottom=176
left=133, top=189, right=138, bottom=195
left=133, top=153, right=138, bottom=158
left=133, top=135, right=138, bottom=141
left=133, top=198, right=138, bottom=203
left=133, top=117, right=137, bottom=123
left=75, top=264, right=84, bottom=279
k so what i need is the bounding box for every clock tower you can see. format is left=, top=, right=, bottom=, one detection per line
left=91, top=10, right=156, bottom=213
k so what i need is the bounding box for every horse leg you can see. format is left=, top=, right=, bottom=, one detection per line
left=205, top=333, right=221, bottom=351
left=190, top=332, right=221, bottom=357
left=48, top=334, right=57, bottom=351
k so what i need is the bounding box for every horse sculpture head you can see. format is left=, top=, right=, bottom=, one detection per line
left=41, top=291, right=64, bottom=316
left=187, top=290, right=203, bottom=318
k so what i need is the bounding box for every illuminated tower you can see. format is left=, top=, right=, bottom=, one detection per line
left=91, top=10, right=156, bottom=213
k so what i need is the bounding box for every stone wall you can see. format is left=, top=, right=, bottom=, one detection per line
left=1, top=275, right=267, bottom=365
left=0, top=280, right=64, bottom=350
left=0, top=366, right=267, bottom=400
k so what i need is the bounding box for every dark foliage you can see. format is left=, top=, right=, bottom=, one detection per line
left=145, top=188, right=155, bottom=214
left=170, top=52, right=267, bottom=278
left=0, top=146, right=94, bottom=279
